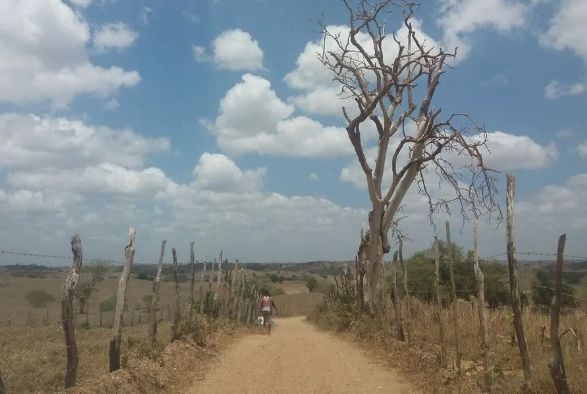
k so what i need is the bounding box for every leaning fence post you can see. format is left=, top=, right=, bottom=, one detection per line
left=434, top=236, right=447, bottom=368
left=549, top=234, right=570, bottom=394
left=109, top=227, right=136, bottom=372
left=506, top=174, right=534, bottom=391
left=391, top=250, right=405, bottom=341
left=214, top=250, right=223, bottom=301
left=399, top=237, right=413, bottom=346
left=189, top=242, right=196, bottom=322
left=171, top=248, right=181, bottom=341
left=446, top=221, right=462, bottom=372
left=61, top=234, right=83, bottom=388
left=149, top=240, right=166, bottom=346
left=473, top=220, right=491, bottom=391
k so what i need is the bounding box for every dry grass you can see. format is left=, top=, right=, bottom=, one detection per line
left=0, top=319, right=246, bottom=393
left=278, top=280, right=309, bottom=295
left=273, top=293, right=324, bottom=317
left=0, top=270, right=206, bottom=327
left=312, top=296, right=587, bottom=393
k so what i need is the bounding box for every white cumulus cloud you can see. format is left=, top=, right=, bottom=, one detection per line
left=0, top=0, right=140, bottom=107
left=212, top=29, right=264, bottom=71
left=93, top=23, right=138, bottom=52
left=210, top=74, right=352, bottom=157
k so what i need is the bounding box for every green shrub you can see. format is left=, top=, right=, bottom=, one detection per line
left=99, top=295, right=117, bottom=312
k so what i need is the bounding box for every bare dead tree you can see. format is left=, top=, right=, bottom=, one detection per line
left=319, top=0, right=499, bottom=309
left=506, top=175, right=533, bottom=391
left=149, top=240, right=166, bottom=347
left=61, top=234, right=82, bottom=388
left=549, top=234, right=570, bottom=394
left=109, top=227, right=136, bottom=372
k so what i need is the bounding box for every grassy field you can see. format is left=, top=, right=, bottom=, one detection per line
left=312, top=294, right=587, bottom=393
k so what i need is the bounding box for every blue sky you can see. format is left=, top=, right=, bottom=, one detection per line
left=0, top=0, right=586, bottom=265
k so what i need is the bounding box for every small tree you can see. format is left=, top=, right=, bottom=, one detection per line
left=305, top=276, right=319, bottom=293
left=319, top=0, right=498, bottom=309
left=532, top=269, right=576, bottom=309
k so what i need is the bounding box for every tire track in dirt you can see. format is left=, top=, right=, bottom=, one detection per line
left=187, top=316, right=413, bottom=393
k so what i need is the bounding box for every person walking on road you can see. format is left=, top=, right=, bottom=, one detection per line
left=259, top=290, right=278, bottom=335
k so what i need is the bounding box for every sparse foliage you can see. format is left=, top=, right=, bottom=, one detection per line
left=319, top=0, right=499, bottom=308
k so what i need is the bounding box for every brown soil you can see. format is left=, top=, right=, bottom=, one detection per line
left=187, top=316, right=413, bottom=394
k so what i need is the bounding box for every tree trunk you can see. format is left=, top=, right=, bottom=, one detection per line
left=399, top=238, right=413, bottom=346
left=149, top=240, right=166, bottom=346
left=189, top=242, right=196, bottom=322
left=391, top=250, right=405, bottom=341
left=171, top=248, right=181, bottom=341
left=473, top=220, right=491, bottom=392
left=365, top=207, right=384, bottom=310
left=506, top=174, right=534, bottom=391
left=445, top=221, right=462, bottom=372
left=549, top=234, right=570, bottom=394
left=434, top=236, right=447, bottom=367
left=61, top=234, right=83, bottom=388
left=109, top=227, right=136, bottom=373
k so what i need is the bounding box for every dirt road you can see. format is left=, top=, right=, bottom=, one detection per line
left=187, top=316, right=412, bottom=393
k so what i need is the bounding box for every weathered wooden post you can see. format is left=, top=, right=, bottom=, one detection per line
left=214, top=250, right=223, bottom=301
left=446, top=221, right=462, bottom=372
left=209, top=258, right=216, bottom=292
left=0, top=370, right=5, bottom=394
left=391, top=250, right=405, bottom=341
left=189, top=242, right=196, bottom=322
left=109, top=227, right=136, bottom=372
left=236, top=271, right=245, bottom=322
left=549, top=234, right=570, bottom=394
left=473, top=220, right=490, bottom=391
left=171, top=248, right=181, bottom=341
left=399, top=238, right=413, bottom=345
left=506, top=174, right=533, bottom=391
left=61, top=234, right=83, bottom=388
left=149, top=240, right=166, bottom=346
left=434, top=236, right=447, bottom=367
left=199, top=257, right=208, bottom=313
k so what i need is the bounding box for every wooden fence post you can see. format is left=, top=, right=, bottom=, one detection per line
left=399, top=238, right=413, bottom=346
left=149, top=240, right=166, bottom=346
left=506, top=174, right=533, bottom=391
left=61, top=234, right=83, bottom=388
left=189, top=242, right=196, bottom=322
left=0, top=369, right=5, bottom=394
left=214, top=250, right=223, bottom=301
left=549, top=234, right=570, bottom=394
left=199, top=258, right=207, bottom=313
left=473, top=220, right=491, bottom=391
left=209, top=258, right=216, bottom=292
left=391, top=250, right=405, bottom=341
left=434, top=236, right=447, bottom=367
left=446, top=221, right=462, bottom=372
left=171, top=248, right=181, bottom=341
left=109, top=227, right=136, bottom=372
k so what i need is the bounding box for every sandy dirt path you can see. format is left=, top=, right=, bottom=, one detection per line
left=187, top=316, right=412, bottom=394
